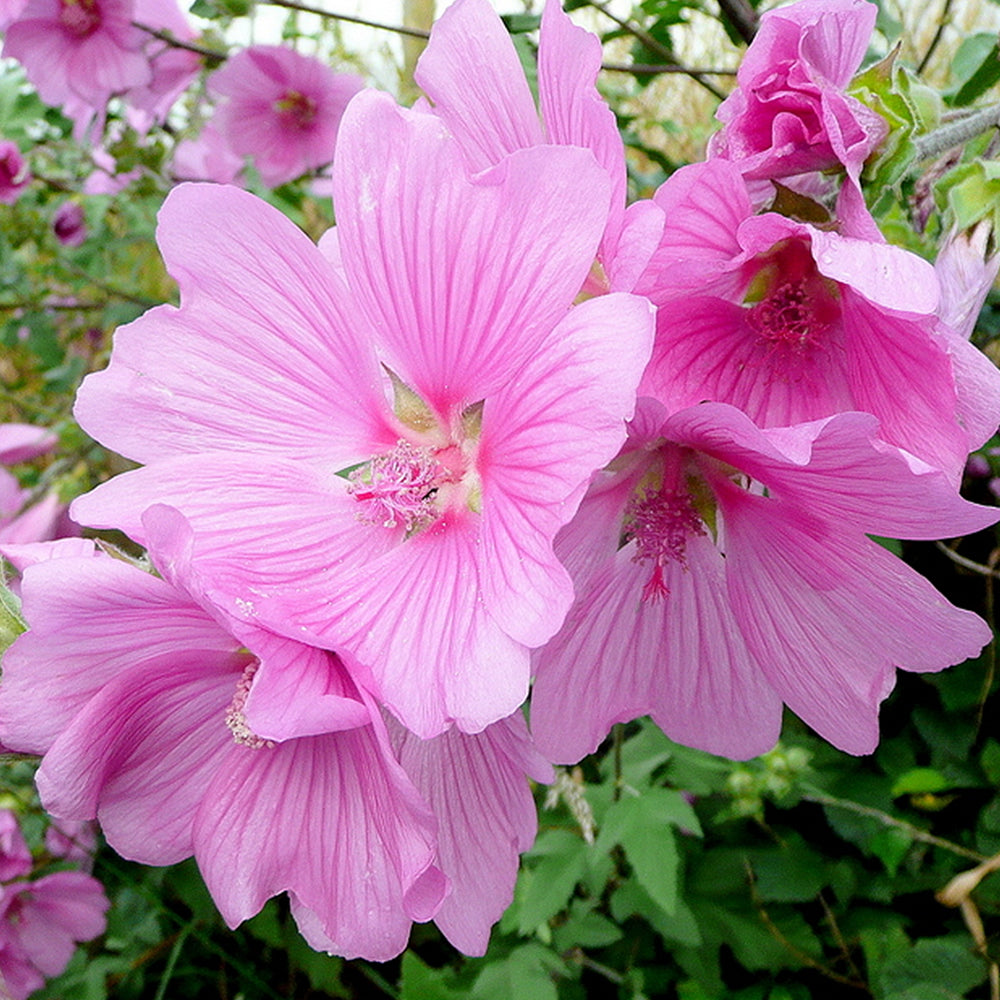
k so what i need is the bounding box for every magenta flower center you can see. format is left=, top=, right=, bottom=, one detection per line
left=59, top=0, right=101, bottom=37
left=273, top=90, right=319, bottom=129
left=348, top=439, right=457, bottom=532
left=744, top=239, right=838, bottom=353
left=747, top=279, right=823, bottom=350
left=624, top=484, right=705, bottom=603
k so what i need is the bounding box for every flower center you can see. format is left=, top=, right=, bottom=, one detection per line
left=59, top=0, right=101, bottom=37
left=273, top=90, right=318, bottom=130
left=623, top=483, right=705, bottom=603
left=743, top=238, right=838, bottom=354
left=348, top=439, right=445, bottom=532
left=225, top=661, right=275, bottom=750
left=747, top=279, right=824, bottom=350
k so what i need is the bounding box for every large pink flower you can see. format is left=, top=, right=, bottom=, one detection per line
left=635, top=159, right=1000, bottom=479
left=415, top=0, right=663, bottom=294
left=208, top=44, right=364, bottom=188
left=0, top=525, right=447, bottom=961
left=72, top=91, right=654, bottom=738
left=530, top=400, right=996, bottom=763
left=2, top=0, right=151, bottom=124
left=709, top=0, right=887, bottom=183
left=0, top=515, right=552, bottom=958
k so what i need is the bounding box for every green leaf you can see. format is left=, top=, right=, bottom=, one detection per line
left=551, top=899, right=623, bottom=951
left=891, top=768, right=950, bottom=797
left=868, top=827, right=913, bottom=877
left=400, top=953, right=467, bottom=1000
left=473, top=944, right=566, bottom=1000
left=611, top=879, right=701, bottom=946
left=981, top=739, right=1000, bottom=784
left=516, top=829, right=589, bottom=934
left=946, top=34, right=1000, bottom=106
left=747, top=840, right=827, bottom=903
left=595, top=788, right=697, bottom=914
left=877, top=938, right=988, bottom=997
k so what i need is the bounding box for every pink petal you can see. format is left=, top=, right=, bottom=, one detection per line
left=414, top=0, right=543, bottom=171
left=390, top=711, right=551, bottom=955
left=74, top=183, right=393, bottom=468
left=334, top=92, right=611, bottom=413
left=0, top=554, right=232, bottom=754
left=479, top=293, right=653, bottom=646
left=193, top=723, right=444, bottom=961
left=36, top=654, right=241, bottom=865
left=721, top=488, right=991, bottom=754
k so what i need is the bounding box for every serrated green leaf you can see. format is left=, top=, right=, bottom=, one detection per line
left=400, top=952, right=467, bottom=1000
left=473, top=944, right=566, bottom=1000
left=516, top=829, right=588, bottom=933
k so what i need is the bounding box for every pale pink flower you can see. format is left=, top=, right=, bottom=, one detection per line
left=124, top=0, right=200, bottom=130
left=0, top=813, right=31, bottom=884
left=2, top=0, right=151, bottom=132
left=635, top=158, right=998, bottom=479
left=0, top=871, right=107, bottom=999
left=0, top=514, right=553, bottom=958
left=0, top=143, right=29, bottom=205
left=530, top=399, right=996, bottom=763
left=0, top=522, right=446, bottom=961
left=52, top=202, right=86, bottom=247
left=0, top=425, right=72, bottom=545
left=72, top=92, right=654, bottom=738
left=207, top=45, right=364, bottom=188
left=710, top=0, right=887, bottom=184
left=415, top=0, right=663, bottom=294
left=170, top=123, right=244, bottom=186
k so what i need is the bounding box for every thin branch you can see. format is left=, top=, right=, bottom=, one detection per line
left=935, top=540, right=1000, bottom=579
left=915, top=102, right=1000, bottom=161
left=132, top=22, right=227, bottom=63
left=263, top=0, right=430, bottom=39
left=744, top=859, right=869, bottom=990
left=803, top=790, right=988, bottom=863
left=601, top=61, right=736, bottom=76
left=584, top=0, right=726, bottom=100
left=564, top=948, right=625, bottom=985
left=717, top=0, right=759, bottom=44
left=916, top=0, right=953, bottom=75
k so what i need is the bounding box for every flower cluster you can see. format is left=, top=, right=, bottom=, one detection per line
left=0, top=0, right=997, bottom=969
left=0, top=809, right=107, bottom=1000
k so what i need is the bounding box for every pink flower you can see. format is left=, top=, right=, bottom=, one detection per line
left=0, top=142, right=29, bottom=205
left=0, top=813, right=31, bottom=883
left=0, top=516, right=551, bottom=958
left=72, top=91, right=654, bottom=738
left=0, top=425, right=72, bottom=545
left=709, top=0, right=887, bottom=183
left=0, top=871, right=108, bottom=999
left=635, top=159, right=994, bottom=479
left=207, top=45, right=365, bottom=188
left=52, top=202, right=87, bottom=247
left=124, top=0, right=200, bottom=131
left=415, top=0, right=663, bottom=294
left=170, top=123, right=244, bottom=186
left=530, top=400, right=996, bottom=763
left=2, top=0, right=151, bottom=133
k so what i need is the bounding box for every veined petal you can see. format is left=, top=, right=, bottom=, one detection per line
left=390, top=711, right=551, bottom=955
left=74, top=183, right=393, bottom=468
left=721, top=490, right=991, bottom=754
left=261, top=515, right=528, bottom=739
left=414, top=0, right=543, bottom=172
left=479, top=293, right=653, bottom=645
left=193, top=724, right=443, bottom=962
left=664, top=403, right=998, bottom=540
left=36, top=654, right=240, bottom=865
left=0, top=555, right=232, bottom=754
left=532, top=532, right=781, bottom=764
left=334, top=92, right=611, bottom=412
